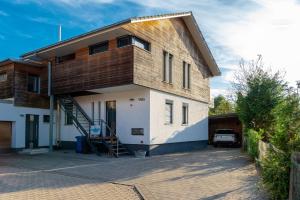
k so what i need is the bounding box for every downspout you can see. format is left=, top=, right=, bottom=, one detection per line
left=48, top=61, right=54, bottom=151
left=56, top=99, right=61, bottom=147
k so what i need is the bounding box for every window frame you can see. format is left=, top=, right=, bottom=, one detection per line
left=27, top=74, right=40, bottom=94
left=183, top=61, right=191, bottom=89
left=165, top=100, right=173, bottom=125
left=132, top=36, right=151, bottom=51
left=0, top=73, right=7, bottom=82
left=163, top=51, right=173, bottom=84
left=89, top=41, right=109, bottom=55
left=55, top=53, right=75, bottom=64
left=65, top=111, right=73, bottom=125
left=117, top=35, right=132, bottom=48
left=182, top=103, right=189, bottom=125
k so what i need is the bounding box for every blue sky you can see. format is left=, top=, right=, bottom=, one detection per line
left=1, top=0, right=299, bottom=98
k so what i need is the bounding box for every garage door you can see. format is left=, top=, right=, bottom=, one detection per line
left=0, top=121, right=12, bottom=152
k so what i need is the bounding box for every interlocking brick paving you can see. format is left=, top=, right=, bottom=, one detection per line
left=0, top=148, right=267, bottom=200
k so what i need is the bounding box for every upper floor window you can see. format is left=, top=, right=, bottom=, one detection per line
left=163, top=51, right=173, bottom=83
left=117, top=35, right=132, bottom=48
left=0, top=73, right=7, bottom=82
left=89, top=41, right=109, bottom=55
left=118, top=35, right=150, bottom=51
left=132, top=36, right=150, bottom=51
left=56, top=53, right=75, bottom=64
left=27, top=74, right=40, bottom=93
left=183, top=61, right=191, bottom=89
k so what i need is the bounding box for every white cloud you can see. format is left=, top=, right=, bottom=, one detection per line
left=215, top=0, right=300, bottom=87
left=0, top=10, right=8, bottom=16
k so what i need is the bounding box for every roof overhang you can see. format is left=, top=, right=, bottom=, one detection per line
left=0, top=58, right=45, bottom=68
left=21, top=12, right=221, bottom=76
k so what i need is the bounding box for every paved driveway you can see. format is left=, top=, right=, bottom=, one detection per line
left=0, top=148, right=267, bottom=200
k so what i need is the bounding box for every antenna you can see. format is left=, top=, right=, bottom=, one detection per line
left=58, top=25, right=62, bottom=42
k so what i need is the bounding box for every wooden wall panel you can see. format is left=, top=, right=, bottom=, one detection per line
left=52, top=42, right=134, bottom=95
left=123, top=18, right=211, bottom=103
left=0, top=64, right=14, bottom=99
left=13, top=64, right=49, bottom=109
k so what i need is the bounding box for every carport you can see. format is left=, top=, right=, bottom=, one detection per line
left=208, top=113, right=243, bottom=146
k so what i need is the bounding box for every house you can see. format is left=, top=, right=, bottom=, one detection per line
left=0, top=12, right=220, bottom=156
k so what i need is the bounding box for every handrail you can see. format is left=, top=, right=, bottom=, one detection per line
left=68, top=96, right=94, bottom=125
left=93, top=119, right=117, bottom=137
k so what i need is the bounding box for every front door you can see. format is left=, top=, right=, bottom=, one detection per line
left=25, top=114, right=39, bottom=149
left=106, top=101, right=116, bottom=136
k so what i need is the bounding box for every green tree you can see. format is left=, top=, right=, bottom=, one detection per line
left=209, top=95, right=234, bottom=115
left=234, top=56, right=285, bottom=140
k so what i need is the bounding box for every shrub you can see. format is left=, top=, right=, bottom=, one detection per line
left=246, top=129, right=262, bottom=159
left=261, top=150, right=290, bottom=200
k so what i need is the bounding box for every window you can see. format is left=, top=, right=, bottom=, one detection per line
left=165, top=100, right=173, bottom=124
left=117, top=35, right=132, bottom=48
left=43, top=115, right=50, bottom=123
left=183, top=61, right=191, bottom=89
left=89, top=41, right=109, bottom=55
left=163, top=51, right=173, bottom=83
left=132, top=36, right=150, bottom=51
left=117, top=35, right=151, bottom=51
left=65, top=112, right=73, bottom=125
left=91, top=102, right=95, bottom=122
left=56, top=53, right=75, bottom=64
left=0, top=73, right=7, bottom=81
left=182, top=103, right=189, bottom=125
left=27, top=74, right=40, bottom=93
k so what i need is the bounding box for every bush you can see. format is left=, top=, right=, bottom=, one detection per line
left=246, top=129, right=262, bottom=159
left=261, top=150, right=290, bottom=200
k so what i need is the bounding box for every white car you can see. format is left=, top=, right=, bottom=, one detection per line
left=213, top=129, right=238, bottom=147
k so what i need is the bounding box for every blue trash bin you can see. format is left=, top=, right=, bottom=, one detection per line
left=75, top=136, right=86, bottom=153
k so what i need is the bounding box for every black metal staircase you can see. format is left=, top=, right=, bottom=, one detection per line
left=58, top=95, right=130, bottom=157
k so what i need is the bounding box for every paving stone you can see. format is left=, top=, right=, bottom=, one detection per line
left=0, top=148, right=267, bottom=200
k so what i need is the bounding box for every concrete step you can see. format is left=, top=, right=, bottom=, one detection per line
left=19, top=148, right=49, bottom=155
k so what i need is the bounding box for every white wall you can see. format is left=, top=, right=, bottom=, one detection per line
left=149, top=89, right=208, bottom=144
left=60, top=87, right=150, bottom=145
left=0, top=102, right=55, bottom=148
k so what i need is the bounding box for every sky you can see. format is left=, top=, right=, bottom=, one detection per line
left=0, top=0, right=300, bottom=98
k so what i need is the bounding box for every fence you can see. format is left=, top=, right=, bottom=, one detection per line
left=289, top=152, right=300, bottom=200
left=257, top=140, right=300, bottom=200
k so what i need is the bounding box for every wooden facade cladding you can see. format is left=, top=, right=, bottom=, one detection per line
left=0, top=62, right=49, bottom=109
left=13, top=64, right=49, bottom=109
left=0, top=64, right=14, bottom=99
left=52, top=43, right=134, bottom=95
left=123, top=18, right=211, bottom=103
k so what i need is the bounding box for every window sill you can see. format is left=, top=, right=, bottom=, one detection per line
left=182, top=87, right=191, bottom=91
left=162, top=81, right=173, bottom=85
left=164, top=123, right=173, bottom=125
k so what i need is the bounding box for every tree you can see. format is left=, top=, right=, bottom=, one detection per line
left=209, top=95, right=234, bottom=115
left=234, top=56, right=285, bottom=140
